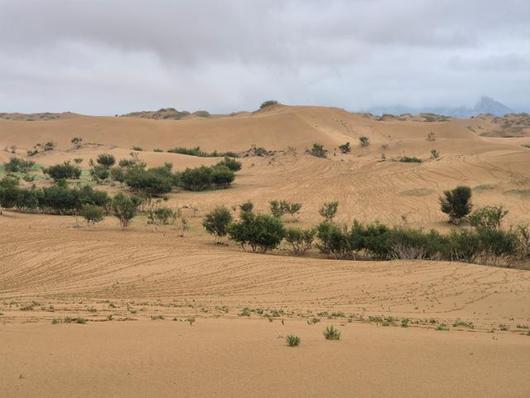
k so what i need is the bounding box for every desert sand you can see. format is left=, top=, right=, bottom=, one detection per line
left=1, top=105, right=529, bottom=397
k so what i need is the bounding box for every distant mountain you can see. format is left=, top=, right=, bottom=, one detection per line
left=367, top=96, right=514, bottom=117
left=473, top=96, right=513, bottom=116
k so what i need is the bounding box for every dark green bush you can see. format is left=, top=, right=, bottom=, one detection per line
left=310, top=143, right=328, bottom=158
left=90, top=165, right=110, bottom=181
left=399, top=156, right=422, bottom=163
left=260, top=100, right=278, bottom=109
left=96, top=153, right=116, bottom=168
left=147, top=207, right=176, bottom=225
left=284, top=227, right=315, bottom=255
left=359, top=136, right=370, bottom=147
left=228, top=212, right=285, bottom=253
left=202, top=206, right=233, bottom=240
left=269, top=200, right=302, bottom=219
left=216, top=157, right=242, bottom=171
left=440, top=186, right=472, bottom=224
left=179, top=165, right=235, bottom=191
left=4, top=158, right=35, bottom=173
left=43, top=162, right=81, bottom=181
left=338, top=142, right=351, bottom=153
left=319, top=201, right=338, bottom=221
left=111, top=193, right=143, bottom=228
left=124, top=166, right=173, bottom=196
left=80, top=204, right=105, bottom=225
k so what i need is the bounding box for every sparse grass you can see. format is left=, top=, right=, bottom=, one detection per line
left=286, top=335, right=301, bottom=347
left=323, top=325, right=341, bottom=340
left=436, top=323, right=449, bottom=331
left=452, top=320, right=474, bottom=329
left=239, top=307, right=252, bottom=317
left=401, top=318, right=410, bottom=328
left=307, top=317, right=320, bottom=325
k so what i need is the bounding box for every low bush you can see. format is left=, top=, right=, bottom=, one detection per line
left=319, top=201, right=338, bottom=221
left=124, top=165, right=173, bottom=196
left=216, top=157, right=242, bottom=171
left=469, top=205, right=508, bottom=230
left=323, top=325, right=341, bottom=340
left=43, top=162, right=81, bottom=181
left=284, top=227, right=315, bottom=256
left=228, top=212, right=285, bottom=253
left=338, top=142, right=351, bottom=153
left=147, top=207, right=176, bottom=225
left=359, top=136, right=370, bottom=147
left=269, top=200, right=302, bottom=219
left=167, top=146, right=239, bottom=158
left=111, top=193, right=143, bottom=228
left=399, top=156, right=422, bottom=163
left=90, top=165, right=110, bottom=181
left=96, top=153, right=116, bottom=168
left=286, top=335, right=301, bottom=347
left=179, top=165, right=235, bottom=191
left=80, top=204, right=105, bottom=225
left=202, top=206, right=233, bottom=240
left=3, top=158, right=35, bottom=173
left=310, top=143, right=328, bottom=158
left=260, top=100, right=278, bottom=109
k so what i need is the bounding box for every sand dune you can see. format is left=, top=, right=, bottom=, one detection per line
left=1, top=105, right=529, bottom=397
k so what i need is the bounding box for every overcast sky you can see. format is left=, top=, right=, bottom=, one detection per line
left=0, top=0, right=528, bottom=114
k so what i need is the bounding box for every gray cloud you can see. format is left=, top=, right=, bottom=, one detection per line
left=0, top=0, right=528, bottom=114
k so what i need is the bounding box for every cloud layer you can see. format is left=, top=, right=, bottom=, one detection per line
left=0, top=0, right=528, bottom=114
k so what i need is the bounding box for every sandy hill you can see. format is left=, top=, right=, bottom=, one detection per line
left=1, top=104, right=530, bottom=398
left=1, top=104, right=529, bottom=228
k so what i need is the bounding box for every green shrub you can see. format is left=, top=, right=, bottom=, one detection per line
left=286, top=335, right=301, bottom=347
left=319, top=201, right=338, bottom=221
left=179, top=165, right=235, bottom=191
left=4, top=158, right=35, bottom=173
left=269, top=200, right=302, bottom=219
left=0, top=176, right=21, bottom=210
left=323, top=325, right=341, bottom=340
left=147, top=207, right=176, bottom=225
left=431, top=149, right=440, bottom=160
left=125, top=166, right=173, bottom=196
left=239, top=201, right=254, bottom=215
left=228, top=213, right=285, bottom=253
left=167, top=146, right=239, bottom=158
left=284, top=227, right=315, bottom=256
left=43, top=162, right=81, bottom=181
left=440, top=186, right=472, bottom=224
left=399, top=156, right=422, bottom=163
left=110, top=166, right=126, bottom=182
left=216, top=157, right=242, bottom=171
left=96, top=153, right=116, bottom=168
left=202, top=206, right=233, bottom=240
left=469, top=206, right=508, bottom=230
left=338, top=142, right=351, bottom=153
left=111, top=193, right=143, bottom=228
left=359, top=136, right=370, bottom=147
left=80, top=204, right=105, bottom=225
left=310, top=143, right=328, bottom=158
left=90, top=165, right=110, bottom=181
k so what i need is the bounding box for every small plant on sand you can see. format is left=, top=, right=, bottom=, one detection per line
left=269, top=200, right=302, bottom=220
left=359, top=136, right=370, bottom=147
left=216, top=157, right=242, bottom=172
left=436, top=323, right=449, bottom=331
left=440, top=186, right=472, bottom=225
left=338, top=142, right=351, bottom=153
left=452, top=320, right=474, bottom=329
left=310, top=143, right=328, bottom=158
left=430, top=149, right=440, bottom=160
left=202, top=206, right=233, bottom=242
left=323, top=325, right=341, bottom=340
left=399, top=156, right=422, bottom=163
left=319, top=201, right=338, bottom=221
left=96, top=153, right=116, bottom=168
left=286, top=335, right=301, bottom=347
left=468, top=205, right=508, bottom=231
